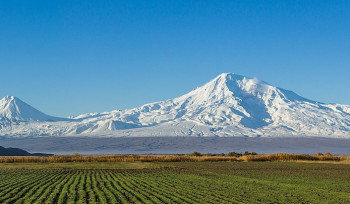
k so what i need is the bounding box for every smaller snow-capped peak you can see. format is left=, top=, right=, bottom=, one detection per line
left=1, top=96, right=17, bottom=104
left=0, top=96, right=65, bottom=122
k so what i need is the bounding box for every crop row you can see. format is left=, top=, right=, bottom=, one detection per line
left=1, top=162, right=350, bottom=203
left=0, top=169, right=239, bottom=203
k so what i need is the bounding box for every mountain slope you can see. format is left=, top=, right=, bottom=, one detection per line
left=1, top=73, right=350, bottom=137
left=0, top=146, right=52, bottom=156
left=0, top=145, right=31, bottom=156
left=0, top=96, right=71, bottom=130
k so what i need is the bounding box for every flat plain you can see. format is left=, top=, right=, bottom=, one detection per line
left=0, top=161, right=350, bottom=203
left=3, top=137, right=350, bottom=155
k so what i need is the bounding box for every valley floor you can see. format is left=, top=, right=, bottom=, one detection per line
left=1, top=136, right=350, bottom=154
left=0, top=162, right=350, bottom=203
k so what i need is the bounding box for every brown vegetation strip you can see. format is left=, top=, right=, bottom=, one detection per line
left=0, top=155, right=238, bottom=163
left=1, top=153, right=350, bottom=163
left=240, top=153, right=348, bottom=162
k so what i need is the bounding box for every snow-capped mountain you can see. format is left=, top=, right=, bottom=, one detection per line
left=0, top=96, right=69, bottom=128
left=1, top=73, right=350, bottom=137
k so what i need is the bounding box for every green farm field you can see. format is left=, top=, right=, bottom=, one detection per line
left=0, top=162, right=350, bottom=203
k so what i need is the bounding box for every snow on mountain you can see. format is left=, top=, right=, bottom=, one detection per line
left=0, top=96, right=69, bottom=123
left=1, top=73, right=350, bottom=137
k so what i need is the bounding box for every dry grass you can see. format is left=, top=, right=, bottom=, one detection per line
left=2, top=153, right=350, bottom=163
left=0, top=154, right=238, bottom=163
left=240, top=153, right=350, bottom=162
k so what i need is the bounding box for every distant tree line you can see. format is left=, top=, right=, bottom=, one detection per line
left=189, top=151, right=258, bottom=157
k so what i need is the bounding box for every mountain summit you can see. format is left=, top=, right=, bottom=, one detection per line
left=0, top=96, right=66, bottom=123
left=1, top=73, right=350, bottom=137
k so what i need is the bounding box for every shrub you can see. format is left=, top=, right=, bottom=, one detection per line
left=227, top=152, right=242, bottom=157
left=190, top=152, right=202, bottom=156
left=244, top=151, right=258, bottom=156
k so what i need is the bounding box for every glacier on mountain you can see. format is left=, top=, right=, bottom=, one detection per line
left=1, top=73, right=350, bottom=137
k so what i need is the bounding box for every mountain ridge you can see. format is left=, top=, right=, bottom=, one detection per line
left=1, top=73, right=350, bottom=137
left=0, top=146, right=52, bottom=156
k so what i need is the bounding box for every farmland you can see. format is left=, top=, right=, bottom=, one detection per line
left=1, top=162, right=350, bottom=203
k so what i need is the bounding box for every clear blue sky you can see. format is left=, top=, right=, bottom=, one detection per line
left=0, top=0, right=349, bottom=117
